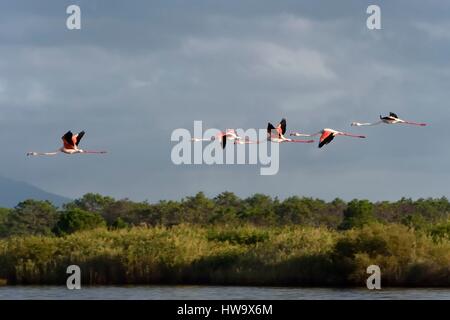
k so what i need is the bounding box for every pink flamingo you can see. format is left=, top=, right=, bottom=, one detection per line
left=191, top=129, right=241, bottom=149
left=291, top=128, right=365, bottom=148
left=27, top=131, right=107, bottom=156
left=351, top=112, right=427, bottom=127
left=267, top=118, right=314, bottom=144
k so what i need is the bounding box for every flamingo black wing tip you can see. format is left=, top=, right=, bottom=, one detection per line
left=390, top=112, right=399, bottom=118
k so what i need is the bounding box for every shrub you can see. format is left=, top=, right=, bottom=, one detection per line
left=0, top=208, right=11, bottom=237
left=207, top=228, right=269, bottom=245
left=339, top=199, right=376, bottom=230
left=53, top=209, right=106, bottom=235
left=1, top=224, right=449, bottom=286
left=429, top=220, right=450, bottom=242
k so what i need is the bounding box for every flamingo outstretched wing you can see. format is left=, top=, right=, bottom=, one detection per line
left=278, top=118, right=287, bottom=135
left=74, top=131, right=85, bottom=146
left=389, top=112, right=399, bottom=118
left=221, top=134, right=227, bottom=149
left=318, top=131, right=334, bottom=148
left=62, top=131, right=75, bottom=149
left=267, top=122, right=278, bottom=139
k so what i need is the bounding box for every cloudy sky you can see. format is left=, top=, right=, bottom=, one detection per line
left=0, top=0, right=449, bottom=202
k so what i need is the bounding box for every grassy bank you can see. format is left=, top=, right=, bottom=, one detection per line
left=1, top=223, right=449, bottom=286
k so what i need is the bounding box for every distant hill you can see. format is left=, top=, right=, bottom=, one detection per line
left=0, top=176, right=71, bottom=208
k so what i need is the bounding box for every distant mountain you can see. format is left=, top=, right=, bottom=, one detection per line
left=0, top=176, right=71, bottom=208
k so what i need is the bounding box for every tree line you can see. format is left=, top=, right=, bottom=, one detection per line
left=1, top=192, right=450, bottom=240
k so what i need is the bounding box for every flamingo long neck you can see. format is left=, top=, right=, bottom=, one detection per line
left=351, top=121, right=382, bottom=126
left=27, top=150, right=59, bottom=156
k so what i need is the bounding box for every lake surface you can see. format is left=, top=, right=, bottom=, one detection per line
left=1, top=286, right=450, bottom=300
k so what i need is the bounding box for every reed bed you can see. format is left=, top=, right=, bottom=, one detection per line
left=0, top=223, right=449, bottom=286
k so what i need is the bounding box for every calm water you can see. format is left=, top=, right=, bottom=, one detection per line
left=1, top=286, right=450, bottom=300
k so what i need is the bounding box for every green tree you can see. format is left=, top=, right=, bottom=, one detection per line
left=339, top=199, right=376, bottom=230
left=65, top=193, right=115, bottom=213
left=0, top=208, right=11, bottom=237
left=429, top=220, right=450, bottom=241
left=6, top=200, right=58, bottom=236
left=111, top=217, right=129, bottom=229
left=240, top=194, right=278, bottom=225
left=321, top=198, right=346, bottom=228
left=401, top=213, right=428, bottom=231
left=414, top=197, right=450, bottom=223
left=102, top=199, right=151, bottom=225
left=211, top=192, right=242, bottom=224
left=182, top=192, right=215, bottom=224
left=276, top=196, right=312, bottom=225
left=152, top=200, right=183, bottom=227
left=54, top=208, right=106, bottom=235
left=214, top=192, right=242, bottom=208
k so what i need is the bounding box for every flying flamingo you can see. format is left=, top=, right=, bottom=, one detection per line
left=27, top=131, right=107, bottom=156
left=267, top=118, right=314, bottom=144
left=290, top=128, right=365, bottom=148
left=191, top=129, right=241, bottom=149
left=351, top=112, right=427, bottom=127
